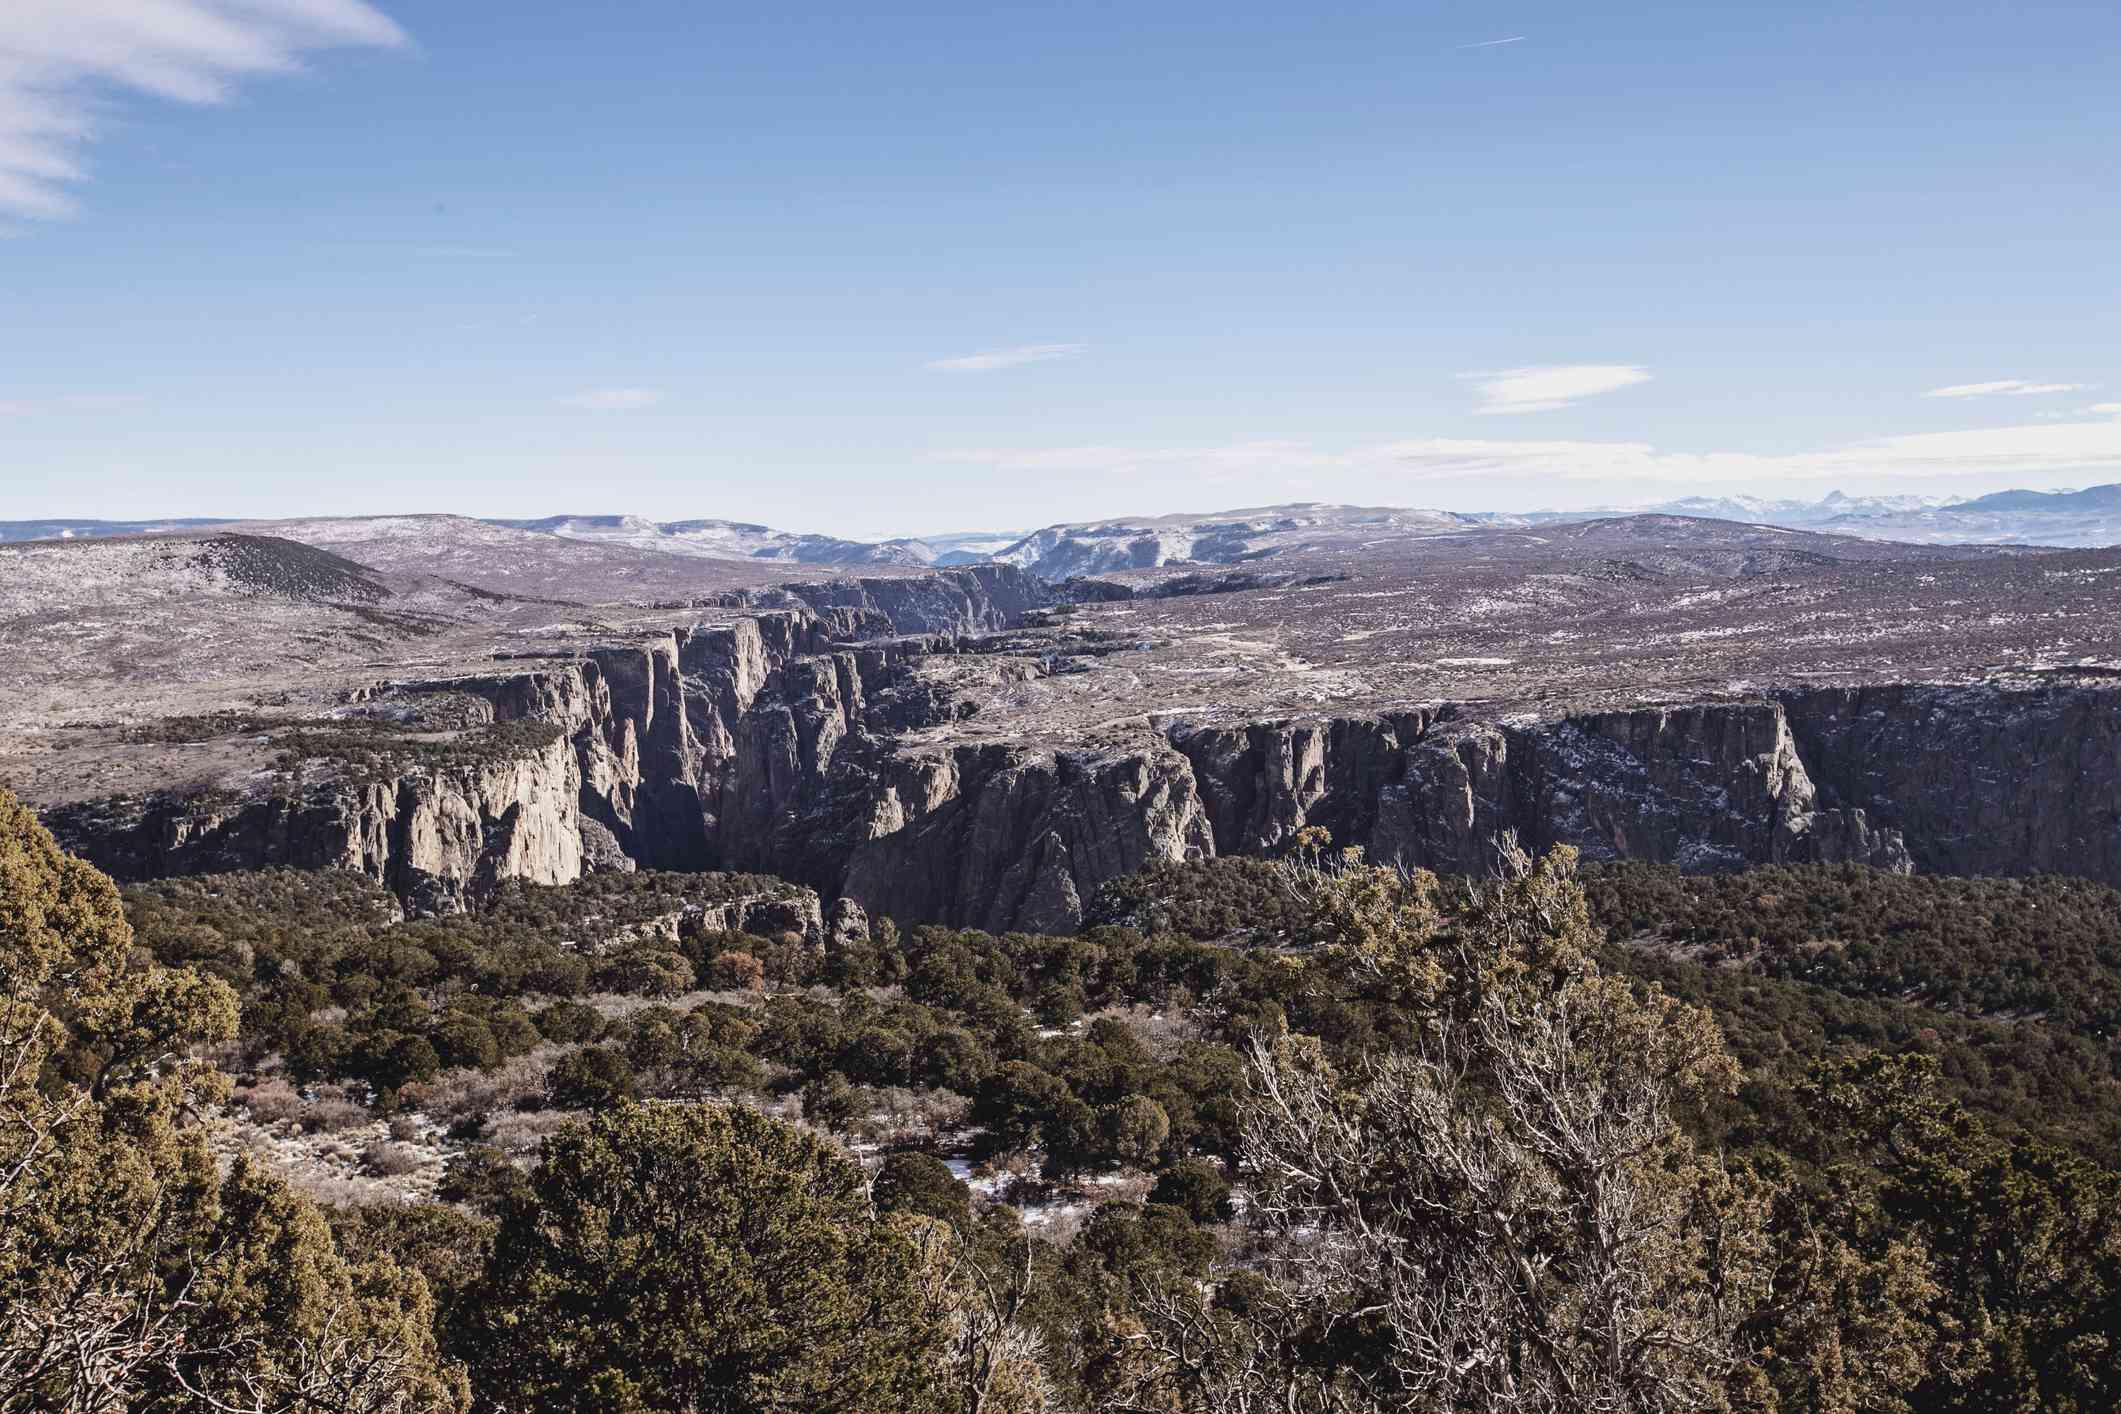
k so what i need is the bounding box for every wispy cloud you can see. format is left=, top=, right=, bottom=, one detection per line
left=1923, top=378, right=2090, bottom=399
left=558, top=387, right=663, bottom=412
left=1378, top=416, right=2121, bottom=482
left=1464, top=364, right=1652, bottom=415
left=0, top=0, right=406, bottom=219
left=923, top=342, right=1087, bottom=373
left=1455, top=36, right=1526, bottom=49
left=941, top=412, right=2121, bottom=487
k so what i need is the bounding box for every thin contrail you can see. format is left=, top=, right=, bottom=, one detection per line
left=1455, top=35, right=1526, bottom=49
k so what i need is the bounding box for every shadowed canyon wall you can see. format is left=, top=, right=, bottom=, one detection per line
left=44, top=564, right=2121, bottom=926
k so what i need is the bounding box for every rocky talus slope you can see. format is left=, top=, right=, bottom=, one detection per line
left=43, top=554, right=2121, bottom=929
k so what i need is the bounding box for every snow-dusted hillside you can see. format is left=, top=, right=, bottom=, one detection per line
left=990, top=503, right=1500, bottom=579
left=226, top=514, right=810, bottom=598
left=921, top=530, right=1029, bottom=566
left=1634, top=485, right=2121, bottom=548
left=490, top=514, right=936, bottom=566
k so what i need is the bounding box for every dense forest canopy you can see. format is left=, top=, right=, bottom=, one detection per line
left=6, top=789, right=2119, bottom=1410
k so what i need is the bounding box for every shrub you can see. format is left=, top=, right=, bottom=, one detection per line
left=1101, top=1095, right=1172, bottom=1169
left=438, top=1145, right=532, bottom=1215
left=596, top=947, right=695, bottom=998
left=800, top=1073, right=861, bottom=1132
left=1148, top=1158, right=1234, bottom=1224
left=1077, top=1201, right=1217, bottom=1279
left=915, top=1027, right=993, bottom=1093
left=872, top=1151, right=973, bottom=1226
left=463, top=1104, right=952, bottom=1412
left=703, top=949, right=766, bottom=993
left=533, top=1000, right=604, bottom=1045
left=546, top=1046, right=638, bottom=1110
left=431, top=1013, right=502, bottom=1072
left=351, top=1030, right=443, bottom=1094
left=359, top=1139, right=427, bottom=1178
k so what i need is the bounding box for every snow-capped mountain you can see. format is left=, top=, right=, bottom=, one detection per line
left=1642, top=491, right=1951, bottom=525
left=1612, top=487, right=2121, bottom=547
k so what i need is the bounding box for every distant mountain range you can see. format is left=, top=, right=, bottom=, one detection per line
left=977, top=504, right=1492, bottom=578
left=1634, top=490, right=1951, bottom=525
left=1630, top=485, right=2121, bottom=550
left=5, top=482, right=2119, bottom=576
left=1951, top=484, right=2121, bottom=513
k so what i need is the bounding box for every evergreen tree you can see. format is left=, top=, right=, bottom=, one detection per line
left=466, top=1102, right=953, bottom=1413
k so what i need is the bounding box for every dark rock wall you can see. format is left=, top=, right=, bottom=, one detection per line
left=42, top=557, right=2121, bottom=927
left=1778, top=683, right=2121, bottom=883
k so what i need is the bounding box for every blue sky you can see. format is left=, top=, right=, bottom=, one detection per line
left=3, top=0, right=2118, bottom=537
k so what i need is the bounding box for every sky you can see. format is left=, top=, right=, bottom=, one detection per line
left=3, top=0, right=2119, bottom=538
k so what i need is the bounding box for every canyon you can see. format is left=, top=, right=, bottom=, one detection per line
left=11, top=516, right=2119, bottom=932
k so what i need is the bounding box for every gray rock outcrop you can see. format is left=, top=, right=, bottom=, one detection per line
left=47, top=729, right=583, bottom=916
left=44, top=555, right=2121, bottom=931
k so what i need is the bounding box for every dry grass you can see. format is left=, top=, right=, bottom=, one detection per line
left=481, top=1106, right=577, bottom=1161
left=583, top=988, right=766, bottom=1021
left=415, top=1046, right=563, bottom=1124
left=233, top=1077, right=370, bottom=1134
left=214, top=1103, right=449, bottom=1208
left=1087, top=1003, right=1204, bottom=1058
left=852, top=1086, right=970, bottom=1146
left=360, top=1140, right=427, bottom=1178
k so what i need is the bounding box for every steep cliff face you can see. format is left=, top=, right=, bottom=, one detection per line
left=1371, top=720, right=1529, bottom=876
left=1170, top=713, right=1440, bottom=857
left=834, top=742, right=1215, bottom=933
left=1508, top=704, right=1908, bottom=873
left=43, top=552, right=2121, bottom=930
left=35, top=575, right=989, bottom=913
left=379, top=734, right=585, bottom=913
left=697, top=694, right=1915, bottom=934
left=47, top=731, right=583, bottom=915
left=1164, top=701, right=1907, bottom=886
left=1779, top=682, right=2121, bottom=882
left=580, top=637, right=709, bottom=870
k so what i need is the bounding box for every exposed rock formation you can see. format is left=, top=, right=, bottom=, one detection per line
left=41, top=554, right=2121, bottom=933
left=1779, top=681, right=2121, bottom=883
left=705, top=565, right=1048, bottom=635
left=833, top=741, right=1216, bottom=934
left=826, top=896, right=870, bottom=947
left=1508, top=703, right=1909, bottom=874
left=578, top=819, right=635, bottom=874
left=46, top=731, right=582, bottom=916
left=588, top=889, right=826, bottom=950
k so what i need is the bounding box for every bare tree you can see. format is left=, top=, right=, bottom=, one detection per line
left=1109, top=847, right=1779, bottom=1414
left=0, top=965, right=193, bottom=1413
left=955, top=1236, right=1055, bottom=1414
left=900, top=1218, right=1056, bottom=1414
left=1236, top=982, right=1767, bottom=1414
